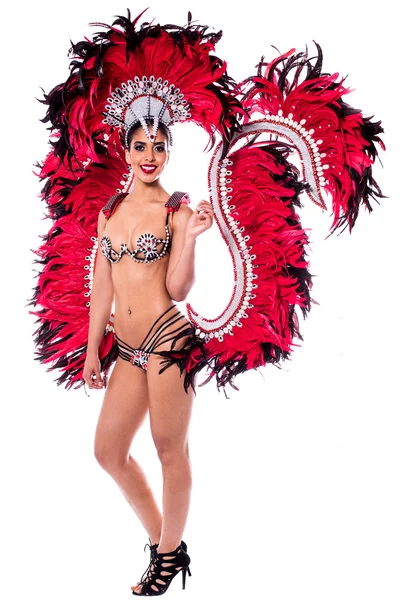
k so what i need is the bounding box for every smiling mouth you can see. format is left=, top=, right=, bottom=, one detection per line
left=140, top=165, right=157, bottom=174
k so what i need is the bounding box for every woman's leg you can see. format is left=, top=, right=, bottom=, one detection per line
left=147, top=355, right=195, bottom=554
left=94, top=356, right=162, bottom=544
left=131, top=355, right=195, bottom=593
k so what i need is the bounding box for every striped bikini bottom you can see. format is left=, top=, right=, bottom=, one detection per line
left=114, top=304, right=197, bottom=372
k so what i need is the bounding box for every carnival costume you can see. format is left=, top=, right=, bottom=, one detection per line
left=29, top=10, right=385, bottom=400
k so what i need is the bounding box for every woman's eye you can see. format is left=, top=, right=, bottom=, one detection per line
left=134, top=145, right=145, bottom=151
left=155, top=146, right=165, bottom=152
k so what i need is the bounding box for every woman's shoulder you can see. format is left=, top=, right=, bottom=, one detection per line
left=165, top=191, right=191, bottom=214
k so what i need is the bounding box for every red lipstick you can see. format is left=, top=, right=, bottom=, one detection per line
left=140, top=164, right=157, bottom=174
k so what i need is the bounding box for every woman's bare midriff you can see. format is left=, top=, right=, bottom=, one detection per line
left=113, top=261, right=187, bottom=352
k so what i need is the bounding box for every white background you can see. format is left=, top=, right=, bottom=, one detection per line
left=1, top=0, right=399, bottom=598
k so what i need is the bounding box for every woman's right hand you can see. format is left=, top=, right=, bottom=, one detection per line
left=83, top=353, right=105, bottom=389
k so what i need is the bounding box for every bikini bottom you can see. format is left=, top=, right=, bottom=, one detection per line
left=114, top=304, right=198, bottom=374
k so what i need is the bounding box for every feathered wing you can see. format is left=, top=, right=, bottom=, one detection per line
left=158, top=136, right=313, bottom=398
left=28, top=132, right=130, bottom=388
left=28, top=10, right=238, bottom=390
left=237, top=43, right=386, bottom=235
left=166, top=43, right=386, bottom=396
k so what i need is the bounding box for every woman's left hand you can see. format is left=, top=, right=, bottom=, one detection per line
left=185, top=200, right=214, bottom=239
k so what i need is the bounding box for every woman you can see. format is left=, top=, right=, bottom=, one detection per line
left=82, top=118, right=213, bottom=596
left=30, top=10, right=385, bottom=597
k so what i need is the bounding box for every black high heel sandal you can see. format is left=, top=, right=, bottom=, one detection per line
left=131, top=539, right=190, bottom=594
left=131, top=542, right=191, bottom=596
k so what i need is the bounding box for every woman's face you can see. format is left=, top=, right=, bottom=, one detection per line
left=125, top=126, right=169, bottom=183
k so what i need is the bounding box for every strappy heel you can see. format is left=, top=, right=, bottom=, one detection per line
left=131, top=539, right=190, bottom=594
left=131, top=542, right=191, bottom=596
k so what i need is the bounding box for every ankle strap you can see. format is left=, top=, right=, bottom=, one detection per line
left=156, top=544, right=183, bottom=557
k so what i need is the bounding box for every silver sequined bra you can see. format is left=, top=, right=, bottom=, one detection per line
left=100, top=191, right=189, bottom=265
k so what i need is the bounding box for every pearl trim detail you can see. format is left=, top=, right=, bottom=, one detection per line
left=187, top=144, right=257, bottom=343
left=102, top=76, right=190, bottom=146
left=186, top=116, right=327, bottom=342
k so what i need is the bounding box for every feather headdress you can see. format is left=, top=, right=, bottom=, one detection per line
left=28, top=13, right=385, bottom=397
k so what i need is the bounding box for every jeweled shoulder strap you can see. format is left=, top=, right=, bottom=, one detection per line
left=165, top=191, right=190, bottom=214
left=102, top=192, right=129, bottom=219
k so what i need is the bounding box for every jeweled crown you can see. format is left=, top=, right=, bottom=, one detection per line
left=103, top=75, right=191, bottom=146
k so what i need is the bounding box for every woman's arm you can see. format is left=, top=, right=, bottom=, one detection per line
left=165, top=205, right=196, bottom=302
left=165, top=200, right=214, bottom=302
left=86, top=210, right=114, bottom=356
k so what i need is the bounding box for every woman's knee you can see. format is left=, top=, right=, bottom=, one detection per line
left=154, top=437, right=190, bottom=465
left=94, top=438, right=129, bottom=471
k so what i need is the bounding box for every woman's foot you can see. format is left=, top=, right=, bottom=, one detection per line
left=131, top=540, right=189, bottom=595
left=131, top=543, right=191, bottom=596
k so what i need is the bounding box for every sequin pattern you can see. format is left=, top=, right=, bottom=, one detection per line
left=100, top=226, right=170, bottom=264
left=129, top=349, right=151, bottom=370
